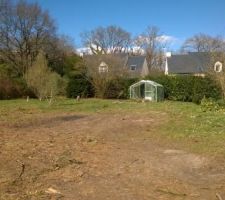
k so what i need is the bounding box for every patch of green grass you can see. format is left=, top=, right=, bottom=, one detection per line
left=1, top=98, right=225, bottom=156
left=156, top=102, right=225, bottom=156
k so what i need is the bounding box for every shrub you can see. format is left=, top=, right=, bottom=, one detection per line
left=103, top=79, right=122, bottom=99
left=216, top=99, right=225, bottom=108
left=26, top=52, right=65, bottom=101
left=200, top=97, right=220, bottom=112
left=104, top=78, right=138, bottom=99
left=66, top=76, right=138, bottom=99
left=192, top=76, right=222, bottom=103
left=0, top=76, right=32, bottom=99
left=66, top=74, right=94, bottom=98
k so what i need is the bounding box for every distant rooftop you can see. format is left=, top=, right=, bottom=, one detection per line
left=167, top=52, right=211, bottom=74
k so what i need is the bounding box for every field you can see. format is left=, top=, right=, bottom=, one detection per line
left=0, top=98, right=225, bottom=199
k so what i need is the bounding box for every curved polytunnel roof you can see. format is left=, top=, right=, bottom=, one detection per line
left=130, top=80, right=163, bottom=88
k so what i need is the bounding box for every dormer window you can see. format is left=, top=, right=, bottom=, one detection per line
left=130, top=65, right=137, bottom=71
left=214, top=61, right=223, bottom=73
left=99, top=62, right=108, bottom=73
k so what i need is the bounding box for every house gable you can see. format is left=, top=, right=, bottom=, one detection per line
left=84, top=54, right=149, bottom=77
left=126, top=55, right=148, bottom=77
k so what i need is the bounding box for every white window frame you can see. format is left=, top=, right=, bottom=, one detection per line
left=99, top=62, right=108, bottom=73
left=130, top=65, right=137, bottom=71
left=214, top=61, right=223, bottom=73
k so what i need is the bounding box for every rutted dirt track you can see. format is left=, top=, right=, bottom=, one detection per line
left=0, top=111, right=225, bottom=199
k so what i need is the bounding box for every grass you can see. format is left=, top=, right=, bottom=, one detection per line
left=1, top=98, right=225, bottom=157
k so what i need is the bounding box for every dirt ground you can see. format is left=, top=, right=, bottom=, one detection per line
left=0, top=111, right=225, bottom=200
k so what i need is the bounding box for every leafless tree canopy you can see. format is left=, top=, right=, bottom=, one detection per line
left=0, top=0, right=56, bottom=77
left=81, top=26, right=131, bottom=54
left=181, top=33, right=225, bottom=53
left=133, top=26, right=167, bottom=70
left=45, top=34, right=76, bottom=73
left=84, top=55, right=128, bottom=97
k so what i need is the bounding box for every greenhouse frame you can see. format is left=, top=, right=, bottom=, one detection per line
left=129, top=80, right=164, bottom=102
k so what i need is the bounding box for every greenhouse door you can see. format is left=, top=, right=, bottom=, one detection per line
left=140, top=83, right=145, bottom=98
left=145, top=84, right=155, bottom=101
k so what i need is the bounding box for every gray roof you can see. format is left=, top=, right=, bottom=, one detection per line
left=84, top=54, right=146, bottom=70
left=126, top=56, right=146, bottom=71
left=167, top=52, right=211, bottom=74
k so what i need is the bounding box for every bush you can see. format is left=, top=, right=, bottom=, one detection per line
left=26, top=52, right=65, bottom=101
left=216, top=99, right=225, bottom=108
left=200, top=97, right=220, bottom=112
left=145, top=75, right=222, bottom=104
left=66, top=74, right=94, bottom=98
left=192, top=76, right=222, bottom=103
left=104, top=78, right=138, bottom=99
left=0, top=76, right=32, bottom=99
left=66, top=76, right=138, bottom=99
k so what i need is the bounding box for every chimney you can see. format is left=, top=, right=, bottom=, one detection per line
left=166, top=52, right=172, bottom=58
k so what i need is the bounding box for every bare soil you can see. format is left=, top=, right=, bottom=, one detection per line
left=0, top=111, right=225, bottom=199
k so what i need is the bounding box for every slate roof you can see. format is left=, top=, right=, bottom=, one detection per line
left=167, top=52, right=211, bottom=74
left=84, top=54, right=146, bottom=70
left=126, top=56, right=146, bottom=71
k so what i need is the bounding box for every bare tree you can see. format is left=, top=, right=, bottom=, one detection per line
left=133, top=26, right=167, bottom=70
left=181, top=33, right=225, bottom=53
left=81, top=26, right=131, bottom=55
left=45, top=34, right=76, bottom=75
left=84, top=55, right=128, bottom=98
left=0, top=0, right=56, bottom=77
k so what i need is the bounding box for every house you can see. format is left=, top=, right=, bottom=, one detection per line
left=164, top=52, right=223, bottom=76
left=84, top=54, right=149, bottom=77
left=126, top=55, right=149, bottom=77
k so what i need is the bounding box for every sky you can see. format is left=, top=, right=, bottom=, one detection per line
left=26, top=0, right=225, bottom=51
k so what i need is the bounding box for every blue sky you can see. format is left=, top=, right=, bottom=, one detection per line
left=27, top=0, right=225, bottom=50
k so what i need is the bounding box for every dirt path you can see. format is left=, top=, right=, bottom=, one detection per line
left=0, top=112, right=224, bottom=199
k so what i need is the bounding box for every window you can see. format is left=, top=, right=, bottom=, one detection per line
left=99, top=62, right=108, bottom=73
left=130, top=65, right=137, bottom=71
left=99, top=66, right=108, bottom=73
left=214, top=61, right=223, bottom=73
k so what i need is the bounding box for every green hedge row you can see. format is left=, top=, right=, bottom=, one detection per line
left=104, top=78, right=138, bottom=99
left=66, top=74, right=222, bottom=103
left=145, top=75, right=222, bottom=103
left=66, top=76, right=138, bottom=99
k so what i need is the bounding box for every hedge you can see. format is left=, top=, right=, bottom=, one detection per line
left=66, top=74, right=94, bottom=98
left=104, top=78, right=138, bottom=99
left=66, top=73, right=222, bottom=103
left=145, top=75, right=222, bottom=103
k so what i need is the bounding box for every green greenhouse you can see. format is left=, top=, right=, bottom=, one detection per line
left=129, top=80, right=164, bottom=102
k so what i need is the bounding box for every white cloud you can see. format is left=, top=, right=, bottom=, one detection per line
left=156, top=35, right=178, bottom=45
left=76, top=47, right=92, bottom=55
